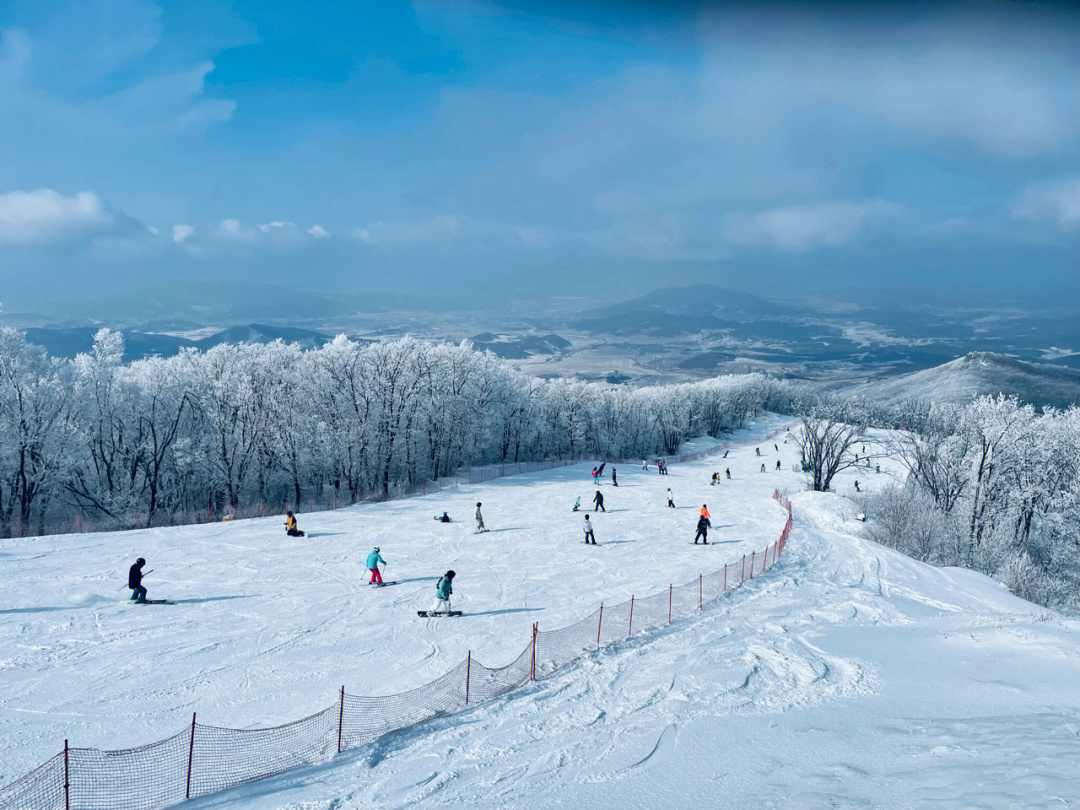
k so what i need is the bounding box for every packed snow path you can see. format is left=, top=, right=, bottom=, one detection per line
left=5, top=416, right=1080, bottom=808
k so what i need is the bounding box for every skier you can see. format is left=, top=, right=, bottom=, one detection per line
left=583, top=514, right=596, bottom=545
left=666, top=488, right=675, bottom=508
left=700, top=504, right=711, bottom=524
left=760, top=463, right=766, bottom=473
left=725, top=468, right=731, bottom=480
left=776, top=459, right=781, bottom=471
left=593, top=489, right=606, bottom=512
left=572, top=495, right=581, bottom=512
left=755, top=447, right=761, bottom=457
left=711, top=471, right=719, bottom=486
left=723, top=449, right=729, bottom=459
left=431, top=570, right=455, bottom=614
left=128, top=558, right=148, bottom=603
left=694, top=515, right=709, bottom=545
left=611, top=467, right=618, bottom=487
left=475, top=502, right=486, bottom=533
left=284, top=511, right=305, bottom=537
left=366, top=546, right=386, bottom=585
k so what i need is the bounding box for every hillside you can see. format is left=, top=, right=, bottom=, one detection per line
left=853, top=351, right=1080, bottom=408
left=4, top=419, right=1080, bottom=809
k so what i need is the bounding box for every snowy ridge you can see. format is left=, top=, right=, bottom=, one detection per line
left=0, top=494, right=793, bottom=810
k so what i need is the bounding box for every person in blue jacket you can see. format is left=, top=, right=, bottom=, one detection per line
left=431, top=570, right=455, bottom=613
left=366, top=547, right=386, bottom=585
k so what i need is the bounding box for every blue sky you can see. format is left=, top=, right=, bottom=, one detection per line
left=1, top=1, right=1078, bottom=307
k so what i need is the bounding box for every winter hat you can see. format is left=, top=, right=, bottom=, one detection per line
left=446, top=570, right=456, bottom=578
left=373, top=547, right=380, bottom=552
left=136, top=557, right=145, bottom=565
left=476, top=502, right=482, bottom=507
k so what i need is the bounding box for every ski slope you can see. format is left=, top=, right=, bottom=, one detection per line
left=4, top=415, right=1080, bottom=808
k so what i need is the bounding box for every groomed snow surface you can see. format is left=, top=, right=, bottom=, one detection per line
left=4, top=416, right=1080, bottom=809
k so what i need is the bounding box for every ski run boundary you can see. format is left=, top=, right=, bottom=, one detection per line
left=1, top=491, right=794, bottom=810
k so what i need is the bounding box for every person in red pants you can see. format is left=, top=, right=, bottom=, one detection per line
left=366, top=547, right=386, bottom=585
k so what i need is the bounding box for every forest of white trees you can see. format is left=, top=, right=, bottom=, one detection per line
left=0, top=328, right=789, bottom=538
left=852, top=395, right=1080, bottom=612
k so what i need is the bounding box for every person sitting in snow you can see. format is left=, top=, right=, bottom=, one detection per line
left=434, top=511, right=451, bottom=523
left=366, top=546, right=387, bottom=585
left=128, top=557, right=148, bottom=603
left=284, top=511, right=305, bottom=537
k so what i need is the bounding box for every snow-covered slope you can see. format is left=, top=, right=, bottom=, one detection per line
left=852, top=351, right=1080, bottom=408
left=4, top=416, right=1080, bottom=809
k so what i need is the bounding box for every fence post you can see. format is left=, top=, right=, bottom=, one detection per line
left=668, top=585, right=672, bottom=623
left=741, top=554, right=746, bottom=583
left=465, top=651, right=471, bottom=705
left=596, top=603, right=603, bottom=648
left=698, top=574, right=702, bottom=608
left=750, top=551, right=755, bottom=578
left=723, top=563, right=727, bottom=593
left=63, top=739, right=70, bottom=810
left=76, top=512, right=83, bottom=533
left=530, top=623, right=537, bottom=680
left=185, top=713, right=196, bottom=799
left=628, top=596, right=635, bottom=637
left=337, top=686, right=345, bottom=753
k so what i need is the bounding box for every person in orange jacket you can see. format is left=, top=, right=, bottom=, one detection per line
left=699, top=504, right=711, bottom=526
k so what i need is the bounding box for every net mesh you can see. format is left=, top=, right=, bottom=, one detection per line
left=1, top=487, right=794, bottom=810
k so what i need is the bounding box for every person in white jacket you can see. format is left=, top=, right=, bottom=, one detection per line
left=583, top=515, right=596, bottom=545
left=475, top=502, right=486, bottom=533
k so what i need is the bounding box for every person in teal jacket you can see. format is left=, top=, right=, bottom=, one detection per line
left=431, top=570, right=455, bottom=613
left=366, top=547, right=386, bottom=585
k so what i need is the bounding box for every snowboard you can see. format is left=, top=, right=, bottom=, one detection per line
left=132, top=599, right=174, bottom=605
left=417, top=610, right=463, bottom=617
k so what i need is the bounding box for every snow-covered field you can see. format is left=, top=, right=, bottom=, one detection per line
left=4, top=415, right=1080, bottom=808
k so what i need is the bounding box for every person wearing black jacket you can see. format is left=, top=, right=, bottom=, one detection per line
left=128, top=558, right=147, bottom=603
left=694, top=516, right=709, bottom=545
left=593, top=489, right=605, bottom=512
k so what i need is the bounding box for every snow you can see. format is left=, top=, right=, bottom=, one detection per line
left=4, top=415, right=1080, bottom=808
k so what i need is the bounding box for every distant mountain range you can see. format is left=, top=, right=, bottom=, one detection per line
left=24, top=324, right=334, bottom=361
left=850, top=352, right=1080, bottom=409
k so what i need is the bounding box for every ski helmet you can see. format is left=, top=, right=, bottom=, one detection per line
left=476, top=502, right=481, bottom=507
left=373, top=546, right=380, bottom=552
left=446, top=570, right=456, bottom=578
left=136, top=557, right=145, bottom=566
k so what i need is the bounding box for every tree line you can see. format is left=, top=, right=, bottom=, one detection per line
left=0, top=328, right=789, bottom=538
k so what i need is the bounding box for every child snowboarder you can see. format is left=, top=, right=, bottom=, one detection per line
left=435, top=511, right=451, bottom=523
left=583, top=515, right=596, bottom=545
left=572, top=495, right=581, bottom=512
left=431, top=570, right=455, bottom=613
left=854, top=480, right=861, bottom=492
left=592, top=466, right=599, bottom=485
left=666, top=488, right=675, bottom=508
left=694, top=515, right=709, bottom=545
left=475, top=502, right=486, bottom=533
left=128, top=558, right=148, bottom=603
left=366, top=547, right=387, bottom=585
left=284, top=511, right=305, bottom=537
left=593, top=489, right=605, bottom=512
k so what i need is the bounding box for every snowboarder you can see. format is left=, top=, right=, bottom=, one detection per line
left=775, top=459, right=781, bottom=471
left=591, top=466, right=599, bottom=485
left=284, top=511, right=305, bottom=537
left=128, top=558, right=148, bottom=603
left=431, top=570, right=455, bottom=614
left=774, top=443, right=779, bottom=452
left=435, top=511, right=451, bottom=523
left=666, top=488, right=675, bottom=508
left=611, top=467, right=618, bottom=487
left=700, top=504, right=711, bottom=525
left=723, top=449, right=729, bottom=459
left=642, top=458, right=648, bottom=470
left=694, top=515, right=709, bottom=545
left=760, top=463, right=766, bottom=473
left=711, top=472, right=719, bottom=486
left=572, top=496, right=581, bottom=512
left=583, top=515, right=596, bottom=545
left=725, top=468, right=731, bottom=480
left=475, top=502, right=486, bottom=533
left=854, top=480, right=861, bottom=492
left=875, top=464, right=881, bottom=474
left=593, top=489, right=605, bottom=512
left=755, top=447, right=761, bottom=457
left=366, top=547, right=386, bottom=585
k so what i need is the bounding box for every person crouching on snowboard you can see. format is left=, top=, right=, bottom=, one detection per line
left=284, top=511, right=305, bottom=537
left=128, top=558, right=148, bottom=603
left=366, top=546, right=386, bottom=585
left=432, top=570, right=455, bottom=613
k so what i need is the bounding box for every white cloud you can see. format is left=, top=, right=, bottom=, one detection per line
left=217, top=218, right=256, bottom=242
left=307, top=224, right=329, bottom=238
left=1012, top=178, right=1080, bottom=231
left=0, top=189, right=112, bottom=244
left=172, top=224, right=194, bottom=243
left=722, top=200, right=901, bottom=252
left=258, top=220, right=295, bottom=233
